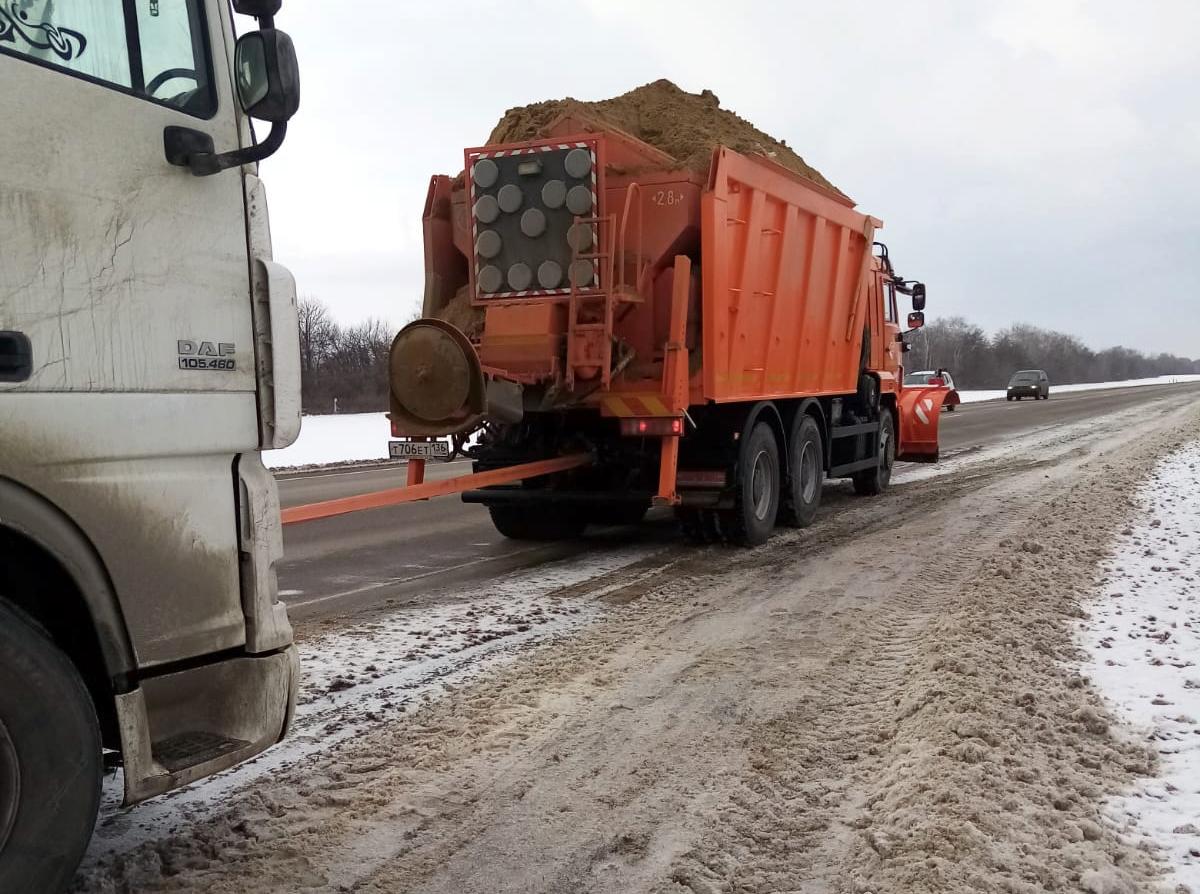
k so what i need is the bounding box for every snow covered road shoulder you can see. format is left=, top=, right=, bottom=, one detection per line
left=957, top=374, right=1200, bottom=404
left=1080, top=440, right=1200, bottom=891
left=265, top=377, right=1200, bottom=470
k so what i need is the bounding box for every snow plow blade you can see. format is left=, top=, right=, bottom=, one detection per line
left=897, top=387, right=950, bottom=462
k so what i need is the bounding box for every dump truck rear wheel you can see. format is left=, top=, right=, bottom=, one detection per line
left=0, top=601, right=101, bottom=894
left=725, top=421, right=780, bottom=546
left=488, top=505, right=586, bottom=541
left=779, top=414, right=823, bottom=528
left=852, top=406, right=895, bottom=496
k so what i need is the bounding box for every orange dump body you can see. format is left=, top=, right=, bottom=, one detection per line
left=414, top=114, right=941, bottom=466
left=424, top=115, right=907, bottom=410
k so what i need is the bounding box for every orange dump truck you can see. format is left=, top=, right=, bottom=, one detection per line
left=385, top=112, right=951, bottom=545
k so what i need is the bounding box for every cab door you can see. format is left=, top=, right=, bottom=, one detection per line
left=0, top=1, right=256, bottom=665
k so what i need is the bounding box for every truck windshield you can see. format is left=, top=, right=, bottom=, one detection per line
left=904, top=372, right=935, bottom=386
left=0, top=0, right=215, bottom=117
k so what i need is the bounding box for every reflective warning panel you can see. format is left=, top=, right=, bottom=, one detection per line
left=466, top=137, right=601, bottom=298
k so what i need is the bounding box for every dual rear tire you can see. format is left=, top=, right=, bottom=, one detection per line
left=686, top=413, right=826, bottom=548
left=724, top=422, right=782, bottom=546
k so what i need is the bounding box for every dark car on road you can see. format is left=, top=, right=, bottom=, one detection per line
left=1007, top=369, right=1049, bottom=401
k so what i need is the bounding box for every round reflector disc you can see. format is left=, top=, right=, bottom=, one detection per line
left=567, top=222, right=593, bottom=252
left=472, top=158, right=499, bottom=189
left=520, top=208, right=546, bottom=238
left=564, top=148, right=592, bottom=179
left=475, top=229, right=502, bottom=259
left=508, top=263, right=533, bottom=291
left=477, top=265, right=503, bottom=294
left=497, top=184, right=523, bottom=214
left=473, top=195, right=499, bottom=224
left=542, top=179, right=566, bottom=209
left=566, top=185, right=593, bottom=216
left=538, top=260, right=563, bottom=289
left=570, top=259, right=594, bottom=288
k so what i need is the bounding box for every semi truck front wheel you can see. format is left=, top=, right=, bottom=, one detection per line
left=0, top=601, right=102, bottom=894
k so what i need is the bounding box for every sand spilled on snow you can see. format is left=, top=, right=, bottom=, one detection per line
left=76, top=398, right=1200, bottom=894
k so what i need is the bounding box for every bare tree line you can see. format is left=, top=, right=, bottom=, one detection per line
left=298, top=298, right=403, bottom=414
left=908, top=317, right=1198, bottom=390
left=298, top=298, right=1197, bottom=413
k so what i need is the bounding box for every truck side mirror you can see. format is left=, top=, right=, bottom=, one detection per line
left=911, top=283, right=926, bottom=312
left=165, top=27, right=300, bottom=176
left=235, top=30, right=300, bottom=124
left=907, top=311, right=925, bottom=330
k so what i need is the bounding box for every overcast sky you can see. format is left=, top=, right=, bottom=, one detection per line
left=259, top=0, right=1199, bottom=358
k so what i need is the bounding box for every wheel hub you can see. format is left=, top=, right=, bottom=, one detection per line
left=0, top=717, right=20, bottom=853
left=751, top=450, right=773, bottom=520
left=799, top=440, right=818, bottom=502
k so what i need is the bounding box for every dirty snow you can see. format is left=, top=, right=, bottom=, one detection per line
left=894, top=399, right=1149, bottom=486
left=265, top=377, right=1200, bottom=469
left=75, top=394, right=1200, bottom=894
left=84, top=541, right=661, bottom=865
left=1080, top=439, right=1200, bottom=890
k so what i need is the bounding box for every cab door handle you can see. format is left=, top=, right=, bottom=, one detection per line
left=0, top=331, right=32, bottom=382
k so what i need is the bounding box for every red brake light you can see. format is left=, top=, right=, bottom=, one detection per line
left=620, top=417, right=683, bottom=437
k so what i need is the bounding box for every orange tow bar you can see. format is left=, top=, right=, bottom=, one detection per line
left=281, top=453, right=594, bottom=525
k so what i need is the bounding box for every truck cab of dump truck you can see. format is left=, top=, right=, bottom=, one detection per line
left=0, top=2, right=300, bottom=889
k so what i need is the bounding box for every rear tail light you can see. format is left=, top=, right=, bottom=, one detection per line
left=390, top=416, right=400, bottom=437
left=619, top=417, right=683, bottom=437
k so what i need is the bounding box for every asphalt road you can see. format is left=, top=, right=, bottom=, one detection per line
left=277, top=382, right=1200, bottom=625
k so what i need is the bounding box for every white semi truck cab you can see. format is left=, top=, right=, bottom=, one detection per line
left=0, top=2, right=302, bottom=889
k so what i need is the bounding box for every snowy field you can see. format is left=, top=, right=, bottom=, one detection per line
left=1079, top=439, right=1200, bottom=890
left=265, top=411, right=392, bottom=469
left=266, top=375, right=1200, bottom=470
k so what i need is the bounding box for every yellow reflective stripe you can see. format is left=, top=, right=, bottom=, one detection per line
left=605, top=397, right=634, bottom=417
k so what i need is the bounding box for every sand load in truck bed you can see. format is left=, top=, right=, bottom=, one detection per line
left=435, top=81, right=845, bottom=335
left=487, top=79, right=842, bottom=196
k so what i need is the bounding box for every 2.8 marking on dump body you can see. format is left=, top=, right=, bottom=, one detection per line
left=177, top=340, right=236, bottom=371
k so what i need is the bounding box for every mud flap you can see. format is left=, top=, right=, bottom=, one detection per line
left=897, top=387, right=949, bottom=462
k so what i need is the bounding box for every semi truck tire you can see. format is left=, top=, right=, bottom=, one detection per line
left=725, top=421, right=780, bottom=546
left=0, top=601, right=102, bottom=894
left=488, top=505, right=586, bottom=541
left=852, top=406, right=895, bottom=496
left=779, top=414, right=823, bottom=528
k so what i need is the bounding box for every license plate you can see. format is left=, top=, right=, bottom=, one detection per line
left=389, top=440, right=450, bottom=460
